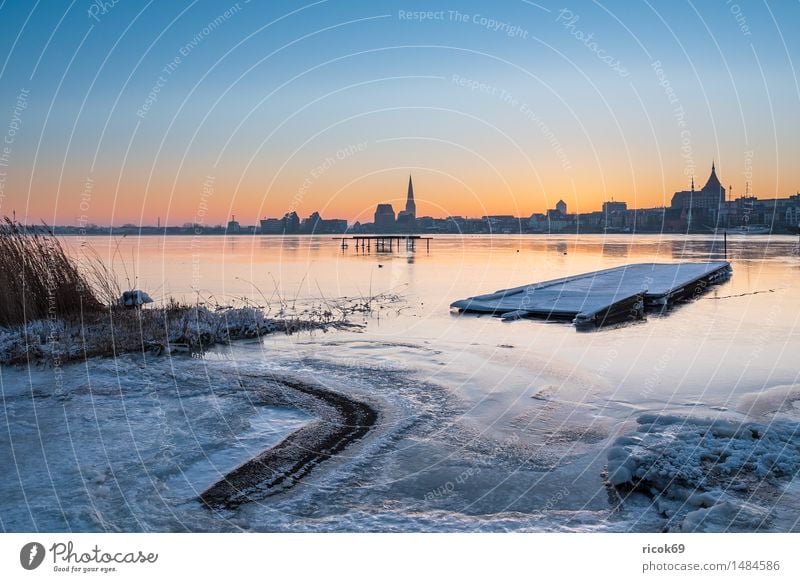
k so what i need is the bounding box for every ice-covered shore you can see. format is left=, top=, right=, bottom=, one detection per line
left=199, top=376, right=378, bottom=509
left=0, top=305, right=356, bottom=365
left=608, top=414, right=800, bottom=531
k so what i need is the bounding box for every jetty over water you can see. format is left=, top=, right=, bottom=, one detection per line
left=337, top=235, right=433, bottom=253
left=451, top=261, right=732, bottom=329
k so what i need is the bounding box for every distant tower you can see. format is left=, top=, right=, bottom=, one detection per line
left=374, top=204, right=396, bottom=232
left=226, top=214, right=241, bottom=234
left=691, top=176, right=695, bottom=192
left=405, top=174, right=416, bottom=218
left=700, top=160, right=725, bottom=203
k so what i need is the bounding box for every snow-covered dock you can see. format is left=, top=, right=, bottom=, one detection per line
left=450, top=261, right=732, bottom=328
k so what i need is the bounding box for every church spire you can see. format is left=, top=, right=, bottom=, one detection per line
left=405, top=174, right=416, bottom=217
left=699, top=160, right=725, bottom=203
left=702, top=160, right=722, bottom=190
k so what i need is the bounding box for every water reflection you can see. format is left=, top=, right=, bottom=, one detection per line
left=62, top=233, right=800, bottom=301
left=59, top=233, right=800, bottom=413
left=601, top=243, right=630, bottom=258
left=548, top=241, right=569, bottom=255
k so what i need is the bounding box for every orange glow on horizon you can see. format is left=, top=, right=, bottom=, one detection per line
left=13, top=161, right=800, bottom=226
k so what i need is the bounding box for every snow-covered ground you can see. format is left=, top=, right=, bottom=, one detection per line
left=0, top=336, right=620, bottom=532
left=0, top=353, right=310, bottom=531
left=4, top=333, right=798, bottom=532
left=608, top=411, right=800, bottom=532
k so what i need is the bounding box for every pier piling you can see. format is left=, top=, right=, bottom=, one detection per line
left=336, top=235, right=432, bottom=255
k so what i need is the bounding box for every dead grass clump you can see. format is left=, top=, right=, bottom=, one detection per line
left=0, top=219, right=101, bottom=327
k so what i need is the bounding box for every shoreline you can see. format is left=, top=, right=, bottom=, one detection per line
left=38, top=231, right=800, bottom=237
left=199, top=376, right=378, bottom=510
left=0, top=304, right=371, bottom=367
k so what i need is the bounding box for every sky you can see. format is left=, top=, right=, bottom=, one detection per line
left=0, top=0, right=798, bottom=226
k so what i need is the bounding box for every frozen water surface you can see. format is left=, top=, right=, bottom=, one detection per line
left=1, top=234, right=799, bottom=531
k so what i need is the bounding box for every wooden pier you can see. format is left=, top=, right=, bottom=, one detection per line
left=337, top=235, right=433, bottom=253
left=451, top=261, right=732, bottom=329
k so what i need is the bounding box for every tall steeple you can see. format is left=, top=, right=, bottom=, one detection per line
left=405, top=174, right=416, bottom=218
left=700, top=160, right=725, bottom=203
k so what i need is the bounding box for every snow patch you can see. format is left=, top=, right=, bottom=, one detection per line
left=608, top=414, right=800, bottom=531
left=118, top=290, right=153, bottom=307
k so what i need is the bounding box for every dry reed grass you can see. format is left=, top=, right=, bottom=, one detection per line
left=0, top=219, right=101, bottom=327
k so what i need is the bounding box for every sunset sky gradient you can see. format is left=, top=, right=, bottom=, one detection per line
left=0, top=0, right=798, bottom=225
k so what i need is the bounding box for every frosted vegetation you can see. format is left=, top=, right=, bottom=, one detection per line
left=0, top=220, right=398, bottom=365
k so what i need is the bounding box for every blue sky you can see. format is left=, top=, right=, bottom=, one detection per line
left=0, top=0, right=798, bottom=224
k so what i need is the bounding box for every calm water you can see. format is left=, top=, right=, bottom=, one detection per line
left=2, top=234, right=799, bottom=531
left=67, top=233, right=800, bottom=413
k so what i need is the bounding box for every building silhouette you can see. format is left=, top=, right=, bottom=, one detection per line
left=281, top=211, right=300, bottom=234
left=260, top=218, right=283, bottom=234
left=226, top=215, right=240, bottom=233
left=139, top=162, right=798, bottom=237
left=396, top=174, right=418, bottom=232
left=300, top=211, right=348, bottom=234
left=670, top=162, right=726, bottom=227
left=374, top=204, right=396, bottom=232
left=259, top=211, right=346, bottom=235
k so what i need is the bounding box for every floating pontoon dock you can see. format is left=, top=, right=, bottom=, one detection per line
left=450, top=261, right=732, bottom=328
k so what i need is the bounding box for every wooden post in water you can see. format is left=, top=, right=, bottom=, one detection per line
left=724, top=229, right=727, bottom=260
